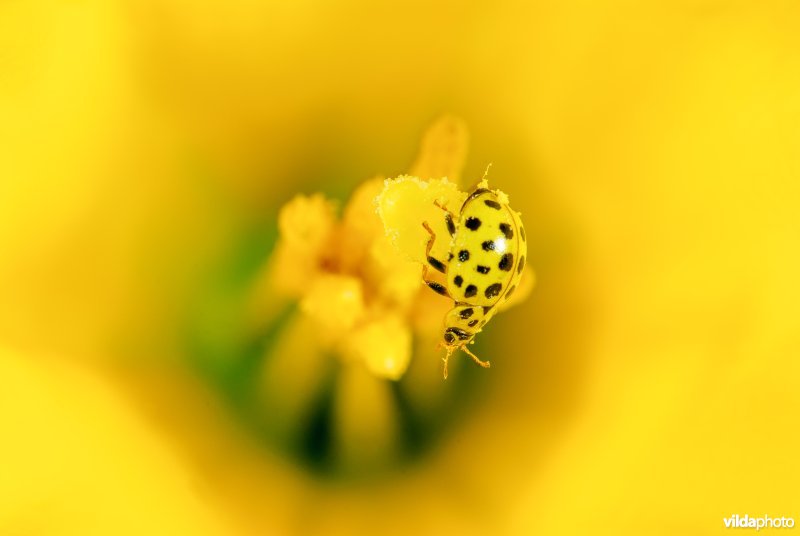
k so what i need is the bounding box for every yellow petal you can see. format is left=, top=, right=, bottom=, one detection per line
left=278, top=193, right=337, bottom=254
left=300, top=274, right=364, bottom=341
left=258, top=313, right=331, bottom=444
left=332, top=364, right=399, bottom=471
left=337, top=177, right=384, bottom=274
left=363, top=236, right=422, bottom=310
left=340, top=313, right=412, bottom=380
left=342, top=177, right=385, bottom=245
left=0, top=348, right=228, bottom=536
left=376, top=176, right=466, bottom=265
left=271, top=193, right=338, bottom=296
left=408, top=115, right=469, bottom=185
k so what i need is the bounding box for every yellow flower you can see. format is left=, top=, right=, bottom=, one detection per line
left=4, top=3, right=799, bottom=534
left=261, top=117, right=533, bottom=383
left=240, top=117, right=535, bottom=473
left=268, top=181, right=418, bottom=379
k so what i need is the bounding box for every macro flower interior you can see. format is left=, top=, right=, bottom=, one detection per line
left=1, top=1, right=799, bottom=535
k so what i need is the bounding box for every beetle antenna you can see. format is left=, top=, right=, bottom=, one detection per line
left=442, top=345, right=456, bottom=380
left=469, top=162, right=493, bottom=191
left=482, top=162, right=493, bottom=181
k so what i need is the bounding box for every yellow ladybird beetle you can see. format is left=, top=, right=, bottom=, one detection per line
left=422, top=183, right=527, bottom=379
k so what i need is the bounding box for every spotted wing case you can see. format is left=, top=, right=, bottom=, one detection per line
left=446, top=189, right=526, bottom=307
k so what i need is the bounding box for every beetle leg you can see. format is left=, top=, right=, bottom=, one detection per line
left=422, top=221, right=448, bottom=274
left=422, top=264, right=450, bottom=297
left=433, top=201, right=457, bottom=236
left=421, top=221, right=451, bottom=296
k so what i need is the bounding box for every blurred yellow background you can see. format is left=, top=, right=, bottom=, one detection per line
left=1, top=1, right=799, bottom=534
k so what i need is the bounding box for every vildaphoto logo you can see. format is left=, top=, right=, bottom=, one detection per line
left=724, top=514, right=795, bottom=530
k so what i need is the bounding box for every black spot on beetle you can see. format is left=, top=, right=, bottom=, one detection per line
left=428, top=256, right=446, bottom=273
left=448, top=252, right=454, bottom=261
left=453, top=275, right=463, bottom=287
left=445, top=214, right=456, bottom=236
left=505, top=284, right=516, bottom=299
left=468, top=319, right=479, bottom=327
left=458, top=249, right=470, bottom=262
left=465, top=217, right=482, bottom=231
left=427, top=281, right=448, bottom=296
left=520, top=226, right=526, bottom=241
left=444, top=332, right=455, bottom=344
left=482, top=240, right=496, bottom=251
left=484, top=282, right=503, bottom=299
left=484, top=199, right=502, bottom=210
left=446, top=327, right=471, bottom=341
left=499, top=223, right=514, bottom=240
left=476, top=265, right=490, bottom=274
left=461, top=188, right=491, bottom=210
left=459, top=307, right=474, bottom=319
left=499, top=253, right=514, bottom=271
left=464, top=284, right=477, bottom=298
left=518, top=256, right=525, bottom=274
